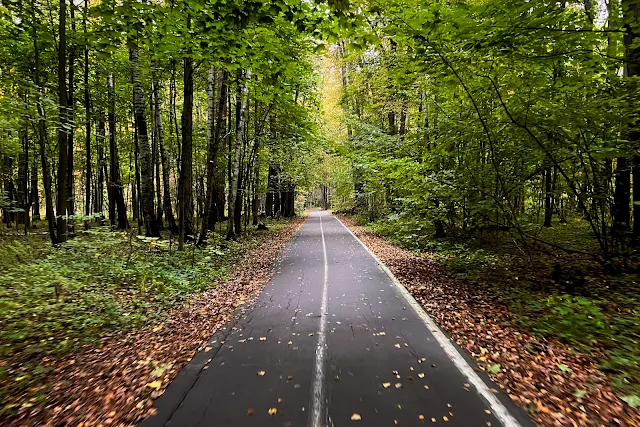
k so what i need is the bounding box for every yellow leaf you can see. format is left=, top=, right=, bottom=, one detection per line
left=268, top=408, right=277, bottom=415
left=351, top=413, right=361, bottom=421
left=147, top=380, right=162, bottom=390
left=257, top=371, right=265, bottom=376
left=383, top=382, right=391, bottom=388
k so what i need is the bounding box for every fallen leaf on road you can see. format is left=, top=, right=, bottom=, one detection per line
left=351, top=413, right=361, bottom=421
left=146, top=381, right=162, bottom=390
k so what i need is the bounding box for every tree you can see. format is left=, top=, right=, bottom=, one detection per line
left=56, top=0, right=69, bottom=242
left=227, top=70, right=250, bottom=239
left=107, top=73, right=128, bottom=229
left=130, top=43, right=160, bottom=237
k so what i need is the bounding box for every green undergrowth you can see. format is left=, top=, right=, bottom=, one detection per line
left=354, top=214, right=640, bottom=404
left=0, top=219, right=289, bottom=409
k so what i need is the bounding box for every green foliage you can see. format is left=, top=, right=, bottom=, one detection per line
left=0, top=221, right=288, bottom=359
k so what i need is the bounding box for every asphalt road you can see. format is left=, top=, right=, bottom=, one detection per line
left=142, top=211, right=533, bottom=427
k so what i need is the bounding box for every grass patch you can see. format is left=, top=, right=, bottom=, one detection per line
left=355, top=213, right=640, bottom=401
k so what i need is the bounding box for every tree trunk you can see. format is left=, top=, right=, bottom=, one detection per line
left=94, top=116, right=106, bottom=215
left=613, top=157, right=631, bottom=236
left=623, top=0, right=640, bottom=242
left=56, top=0, right=69, bottom=242
left=83, top=0, right=91, bottom=217
left=178, top=54, right=194, bottom=249
left=387, top=111, right=396, bottom=135
left=108, top=74, right=128, bottom=229
left=169, top=59, right=181, bottom=179
left=67, top=0, right=76, bottom=216
left=133, top=124, right=143, bottom=234
left=633, top=155, right=640, bottom=240
left=234, top=167, right=243, bottom=233
left=159, top=115, right=177, bottom=233
left=199, top=67, right=227, bottom=245
left=130, top=45, right=160, bottom=237
left=399, top=102, right=407, bottom=138
left=543, top=164, right=553, bottom=227
left=252, top=136, right=261, bottom=226
left=152, top=66, right=174, bottom=231
left=31, top=154, right=40, bottom=221
left=18, top=147, right=30, bottom=229
left=151, top=81, right=163, bottom=227
left=227, top=70, right=250, bottom=239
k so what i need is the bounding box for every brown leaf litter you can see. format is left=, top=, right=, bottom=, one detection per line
left=5, top=217, right=304, bottom=427
left=339, top=216, right=640, bottom=427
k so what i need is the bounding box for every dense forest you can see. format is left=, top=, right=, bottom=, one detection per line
left=2, top=0, right=640, bottom=425
left=321, top=0, right=640, bottom=415
left=327, top=1, right=640, bottom=266
left=0, top=0, right=331, bottom=246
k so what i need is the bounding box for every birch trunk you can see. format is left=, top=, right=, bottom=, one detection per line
left=227, top=70, right=250, bottom=239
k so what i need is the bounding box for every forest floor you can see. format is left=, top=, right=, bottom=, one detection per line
left=0, top=217, right=304, bottom=426
left=339, top=216, right=640, bottom=426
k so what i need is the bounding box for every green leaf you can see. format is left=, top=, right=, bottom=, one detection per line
left=621, top=395, right=640, bottom=408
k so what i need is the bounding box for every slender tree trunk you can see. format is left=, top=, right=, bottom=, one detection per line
left=130, top=45, right=160, bottom=237
left=133, top=126, right=142, bottom=234
left=170, top=60, right=181, bottom=178
left=199, top=67, right=227, bottom=244
left=178, top=53, right=194, bottom=249
left=151, top=79, right=163, bottom=227
left=157, top=97, right=177, bottom=232
left=83, top=0, right=91, bottom=217
left=399, top=101, right=407, bottom=138
left=266, top=163, right=275, bottom=217
left=152, top=66, right=169, bottom=227
left=543, top=164, right=553, bottom=227
left=18, top=138, right=30, bottom=229
left=94, top=116, right=106, bottom=215
left=235, top=166, right=243, bottom=233
left=31, top=153, right=40, bottom=221
left=56, top=0, right=69, bottom=242
left=252, top=135, right=261, bottom=226
left=227, top=70, right=250, bottom=239
left=67, top=0, right=76, bottom=216
left=108, top=74, right=128, bottom=229
left=31, top=0, right=55, bottom=240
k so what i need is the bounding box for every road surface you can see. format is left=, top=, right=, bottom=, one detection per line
left=142, top=211, right=532, bottom=427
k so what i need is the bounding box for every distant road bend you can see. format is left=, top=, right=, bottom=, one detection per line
left=142, top=211, right=533, bottom=427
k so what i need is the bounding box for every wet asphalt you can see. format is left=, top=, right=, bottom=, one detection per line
left=141, top=211, right=533, bottom=427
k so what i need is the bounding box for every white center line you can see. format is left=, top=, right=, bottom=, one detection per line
left=309, top=213, right=329, bottom=427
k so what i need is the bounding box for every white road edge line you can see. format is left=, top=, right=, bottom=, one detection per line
left=309, top=213, right=329, bottom=427
left=334, top=215, right=522, bottom=427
